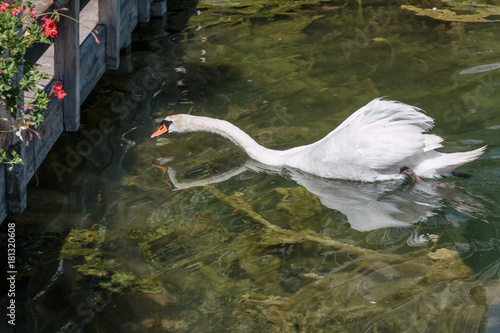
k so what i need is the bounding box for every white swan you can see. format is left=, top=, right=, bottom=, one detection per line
left=151, top=98, right=485, bottom=182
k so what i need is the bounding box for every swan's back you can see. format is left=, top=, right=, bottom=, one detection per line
left=328, top=99, right=434, bottom=169
left=330, top=98, right=433, bottom=135
left=286, top=98, right=484, bottom=181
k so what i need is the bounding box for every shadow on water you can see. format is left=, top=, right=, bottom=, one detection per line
left=2, top=0, right=500, bottom=332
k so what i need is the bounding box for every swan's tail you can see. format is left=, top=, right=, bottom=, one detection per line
left=439, top=146, right=487, bottom=176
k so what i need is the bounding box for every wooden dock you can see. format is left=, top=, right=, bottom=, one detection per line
left=0, top=0, right=168, bottom=223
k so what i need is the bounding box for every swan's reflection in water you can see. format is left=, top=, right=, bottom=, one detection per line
left=166, top=160, right=477, bottom=240
left=287, top=171, right=440, bottom=231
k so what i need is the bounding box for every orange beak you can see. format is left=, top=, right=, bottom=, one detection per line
left=151, top=124, right=168, bottom=138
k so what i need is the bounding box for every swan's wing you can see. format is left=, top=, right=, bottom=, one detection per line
left=319, top=99, right=437, bottom=169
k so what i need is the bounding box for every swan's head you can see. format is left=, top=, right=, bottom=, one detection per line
left=151, top=114, right=194, bottom=138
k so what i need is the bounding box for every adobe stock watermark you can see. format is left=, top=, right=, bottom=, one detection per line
left=340, top=0, right=400, bottom=64
left=435, top=72, right=497, bottom=135
left=6, top=222, right=17, bottom=326
left=50, top=118, right=115, bottom=182
left=50, top=61, right=166, bottom=182
left=66, top=290, right=113, bottom=332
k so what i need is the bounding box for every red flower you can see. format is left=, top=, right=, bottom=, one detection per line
left=49, top=81, right=66, bottom=99
left=41, top=17, right=58, bottom=39
left=0, top=2, right=10, bottom=13
left=29, top=7, right=35, bottom=18
left=11, top=6, right=24, bottom=15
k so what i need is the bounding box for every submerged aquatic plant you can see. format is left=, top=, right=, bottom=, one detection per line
left=60, top=228, right=162, bottom=293
left=402, top=0, right=500, bottom=23
left=114, top=182, right=488, bottom=331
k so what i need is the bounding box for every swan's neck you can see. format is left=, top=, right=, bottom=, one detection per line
left=180, top=116, right=287, bottom=165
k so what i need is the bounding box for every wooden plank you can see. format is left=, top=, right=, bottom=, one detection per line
left=31, top=84, right=64, bottom=176
left=54, top=0, right=81, bottom=131
left=120, top=0, right=138, bottom=47
left=80, top=0, right=91, bottom=10
left=80, top=24, right=106, bottom=102
left=22, top=126, right=36, bottom=183
left=5, top=140, right=27, bottom=214
left=4, top=61, right=28, bottom=214
left=25, top=1, right=56, bottom=64
left=21, top=83, right=54, bottom=183
left=99, top=0, right=120, bottom=70
left=138, top=0, right=151, bottom=23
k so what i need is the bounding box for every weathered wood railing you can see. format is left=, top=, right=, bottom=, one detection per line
left=0, top=0, right=167, bottom=223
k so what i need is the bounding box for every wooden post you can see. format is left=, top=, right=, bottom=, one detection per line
left=5, top=139, right=26, bottom=214
left=99, top=0, right=120, bottom=70
left=151, top=0, right=167, bottom=17
left=1, top=106, right=26, bottom=215
left=138, top=0, right=151, bottom=23
left=54, top=0, right=81, bottom=131
left=2, top=36, right=27, bottom=213
left=3, top=104, right=27, bottom=214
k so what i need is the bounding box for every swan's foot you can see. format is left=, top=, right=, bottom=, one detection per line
left=400, top=167, right=461, bottom=188
left=400, top=167, right=423, bottom=183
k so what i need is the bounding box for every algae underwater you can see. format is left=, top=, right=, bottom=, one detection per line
left=2, top=0, right=500, bottom=331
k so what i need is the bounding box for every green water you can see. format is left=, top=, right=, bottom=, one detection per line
left=4, top=0, right=500, bottom=331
